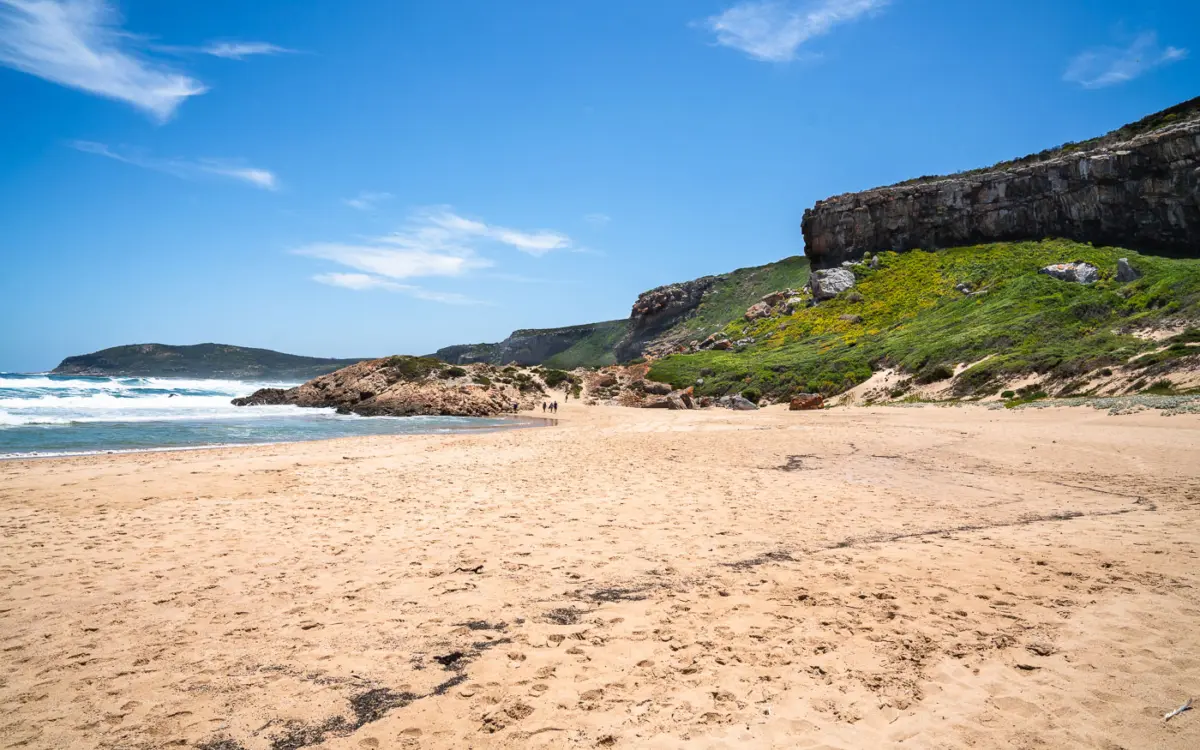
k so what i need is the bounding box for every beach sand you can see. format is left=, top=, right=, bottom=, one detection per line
left=1, top=402, right=1198, bottom=749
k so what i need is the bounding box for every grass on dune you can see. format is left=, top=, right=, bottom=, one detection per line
left=648, top=240, right=1200, bottom=399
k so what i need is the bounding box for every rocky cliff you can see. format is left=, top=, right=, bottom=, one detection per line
left=802, top=98, right=1200, bottom=269
left=612, top=276, right=723, bottom=360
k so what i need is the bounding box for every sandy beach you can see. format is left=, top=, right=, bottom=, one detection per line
left=1, top=402, right=1198, bottom=749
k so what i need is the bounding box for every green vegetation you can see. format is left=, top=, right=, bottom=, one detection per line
left=663, top=256, right=811, bottom=344
left=439, top=366, right=468, bottom=379
left=541, top=320, right=628, bottom=369
left=648, top=240, right=1200, bottom=400
left=431, top=258, right=809, bottom=370
left=540, top=368, right=576, bottom=389
left=386, top=355, right=444, bottom=380
left=52, top=343, right=365, bottom=380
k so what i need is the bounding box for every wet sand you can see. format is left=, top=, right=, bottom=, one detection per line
left=1, top=402, right=1198, bottom=749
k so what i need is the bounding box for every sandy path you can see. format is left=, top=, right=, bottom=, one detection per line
left=0, top=403, right=1198, bottom=749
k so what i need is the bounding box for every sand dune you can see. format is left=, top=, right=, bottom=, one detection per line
left=1, top=403, right=1198, bottom=749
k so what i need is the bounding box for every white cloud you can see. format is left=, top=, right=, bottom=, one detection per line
left=312, top=272, right=482, bottom=305
left=297, top=242, right=490, bottom=279
left=70, top=140, right=279, bottom=190
left=1064, top=31, right=1187, bottom=89
left=343, top=191, right=393, bottom=211
left=584, top=213, right=611, bottom=227
left=199, top=165, right=278, bottom=190
left=297, top=207, right=578, bottom=302
left=702, top=0, right=888, bottom=62
left=201, top=41, right=293, bottom=59
left=420, top=208, right=572, bottom=257
left=0, top=0, right=206, bottom=120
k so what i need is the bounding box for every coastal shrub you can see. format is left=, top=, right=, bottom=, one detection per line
left=1145, top=379, right=1178, bottom=395
left=1005, top=390, right=1048, bottom=408
left=542, top=369, right=572, bottom=388
left=386, top=355, right=443, bottom=380
left=741, top=388, right=761, bottom=403
left=1001, top=390, right=1016, bottom=399
left=916, top=364, right=954, bottom=384
left=472, top=375, right=492, bottom=388
left=440, top=366, right=467, bottom=379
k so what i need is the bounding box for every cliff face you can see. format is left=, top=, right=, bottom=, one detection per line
left=613, top=276, right=722, bottom=360
left=802, top=110, right=1200, bottom=269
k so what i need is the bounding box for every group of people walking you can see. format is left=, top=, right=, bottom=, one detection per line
left=542, top=401, right=559, bottom=413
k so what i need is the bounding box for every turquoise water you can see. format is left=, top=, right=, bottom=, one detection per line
left=0, top=373, right=536, bottom=458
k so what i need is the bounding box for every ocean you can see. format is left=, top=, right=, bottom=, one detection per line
left=0, top=373, right=534, bottom=458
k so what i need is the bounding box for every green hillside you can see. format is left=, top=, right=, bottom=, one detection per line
left=433, top=256, right=811, bottom=369
left=649, top=240, right=1200, bottom=399
left=659, top=256, right=811, bottom=345
left=53, top=343, right=365, bottom=380
left=541, top=320, right=628, bottom=369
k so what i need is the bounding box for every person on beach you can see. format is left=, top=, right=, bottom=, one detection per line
left=542, top=402, right=546, bottom=412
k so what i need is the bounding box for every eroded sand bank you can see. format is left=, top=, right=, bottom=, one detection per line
left=1, top=403, right=1198, bottom=749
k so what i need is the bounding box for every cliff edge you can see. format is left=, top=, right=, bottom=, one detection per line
left=802, top=98, right=1200, bottom=269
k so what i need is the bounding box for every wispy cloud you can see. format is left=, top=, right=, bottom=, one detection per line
left=1064, top=31, right=1187, bottom=89
left=70, top=140, right=279, bottom=190
left=420, top=209, right=572, bottom=257
left=297, top=207, right=579, bottom=303
left=200, top=41, right=293, bottom=59
left=343, top=191, right=393, bottom=211
left=701, top=0, right=888, bottom=62
left=0, top=1, right=291, bottom=120
left=312, top=272, right=482, bottom=305
left=584, top=213, right=611, bottom=227
left=297, top=242, right=490, bottom=280
left=0, top=0, right=206, bottom=120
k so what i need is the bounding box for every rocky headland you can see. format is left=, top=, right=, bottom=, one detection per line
left=53, top=343, right=365, bottom=380
left=802, top=98, right=1200, bottom=269
left=233, top=356, right=565, bottom=417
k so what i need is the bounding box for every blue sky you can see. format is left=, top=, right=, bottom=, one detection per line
left=0, top=0, right=1196, bottom=372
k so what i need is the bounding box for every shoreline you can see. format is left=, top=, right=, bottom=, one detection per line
left=0, top=413, right=557, bottom=462
left=2, top=402, right=1197, bottom=749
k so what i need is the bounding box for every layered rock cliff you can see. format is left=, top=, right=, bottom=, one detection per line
left=613, top=276, right=722, bottom=360
left=802, top=99, right=1200, bottom=269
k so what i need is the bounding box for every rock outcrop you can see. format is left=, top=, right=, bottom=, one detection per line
left=614, top=276, right=723, bottom=360
left=802, top=99, right=1200, bottom=269
left=1117, top=258, right=1142, bottom=282
left=810, top=268, right=856, bottom=300
left=789, top=394, right=825, bottom=410
left=232, top=357, right=546, bottom=417
left=1039, top=262, right=1099, bottom=284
